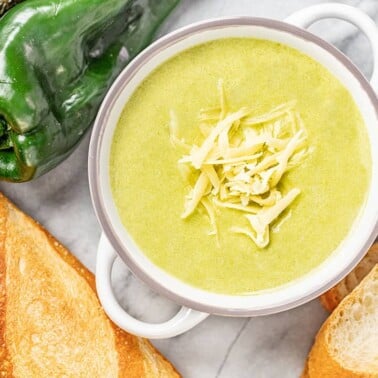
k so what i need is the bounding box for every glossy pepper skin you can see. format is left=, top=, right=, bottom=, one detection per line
left=0, top=0, right=179, bottom=181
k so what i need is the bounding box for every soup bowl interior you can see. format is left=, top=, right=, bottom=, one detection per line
left=89, top=18, right=378, bottom=316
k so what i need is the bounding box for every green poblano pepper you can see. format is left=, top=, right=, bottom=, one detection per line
left=0, top=0, right=179, bottom=181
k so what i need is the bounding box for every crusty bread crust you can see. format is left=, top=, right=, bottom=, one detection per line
left=0, top=194, right=12, bottom=376
left=301, top=361, right=309, bottom=378
left=0, top=192, right=180, bottom=377
left=320, top=244, right=378, bottom=312
left=304, top=265, right=378, bottom=378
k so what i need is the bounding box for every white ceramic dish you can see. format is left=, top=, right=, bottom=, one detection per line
left=89, top=3, right=378, bottom=338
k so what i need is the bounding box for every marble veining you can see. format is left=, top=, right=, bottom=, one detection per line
left=1, top=0, right=377, bottom=377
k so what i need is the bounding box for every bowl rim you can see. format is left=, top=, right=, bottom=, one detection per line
left=88, top=16, right=378, bottom=315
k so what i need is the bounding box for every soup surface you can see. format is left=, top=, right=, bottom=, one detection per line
left=110, top=38, right=371, bottom=294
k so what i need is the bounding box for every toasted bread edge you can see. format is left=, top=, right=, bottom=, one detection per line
left=0, top=192, right=180, bottom=378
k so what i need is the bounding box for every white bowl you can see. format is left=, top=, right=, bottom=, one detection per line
left=89, top=3, right=378, bottom=338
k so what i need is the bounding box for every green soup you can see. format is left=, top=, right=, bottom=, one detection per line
left=110, top=38, right=371, bottom=295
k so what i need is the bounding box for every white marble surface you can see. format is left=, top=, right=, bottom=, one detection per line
left=1, top=0, right=377, bottom=376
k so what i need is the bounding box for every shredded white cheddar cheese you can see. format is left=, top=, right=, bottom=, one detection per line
left=181, top=172, right=210, bottom=219
left=169, top=110, right=191, bottom=150
left=168, top=80, right=311, bottom=248
left=243, top=188, right=300, bottom=247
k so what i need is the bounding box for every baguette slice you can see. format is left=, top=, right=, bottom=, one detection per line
left=320, top=244, right=378, bottom=312
left=303, top=265, right=378, bottom=378
left=0, top=192, right=180, bottom=378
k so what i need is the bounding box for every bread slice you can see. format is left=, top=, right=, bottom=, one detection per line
left=0, top=192, right=180, bottom=377
left=320, top=244, right=378, bottom=311
left=303, top=264, right=378, bottom=377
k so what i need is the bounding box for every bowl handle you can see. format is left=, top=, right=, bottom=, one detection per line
left=95, top=233, right=209, bottom=339
left=285, top=3, right=378, bottom=91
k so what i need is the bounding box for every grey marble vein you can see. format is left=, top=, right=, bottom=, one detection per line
left=0, top=1, right=376, bottom=377
left=215, top=319, right=251, bottom=378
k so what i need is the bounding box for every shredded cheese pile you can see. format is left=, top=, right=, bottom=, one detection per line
left=169, top=80, right=311, bottom=248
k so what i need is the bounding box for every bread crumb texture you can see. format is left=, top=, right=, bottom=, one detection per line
left=320, top=245, right=378, bottom=312
left=306, top=265, right=378, bottom=377
left=0, top=193, right=180, bottom=378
